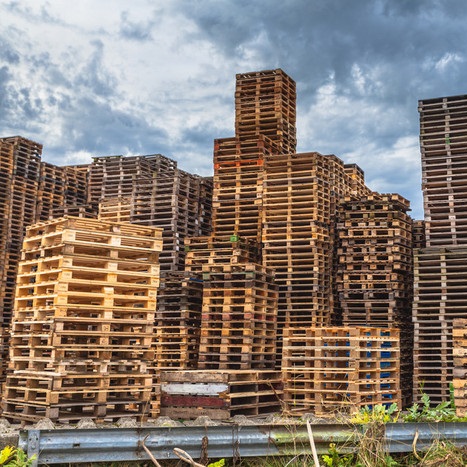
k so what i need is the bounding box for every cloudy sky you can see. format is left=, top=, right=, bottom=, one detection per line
left=2, top=0, right=467, bottom=219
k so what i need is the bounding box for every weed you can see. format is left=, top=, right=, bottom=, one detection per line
left=402, top=391, right=467, bottom=423
left=0, top=447, right=36, bottom=467
left=412, top=439, right=467, bottom=466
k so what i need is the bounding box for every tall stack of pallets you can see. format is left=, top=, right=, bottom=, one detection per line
left=336, top=193, right=413, bottom=405
left=212, top=69, right=296, bottom=243
left=36, top=163, right=65, bottom=222
left=282, top=327, right=401, bottom=416
left=92, top=154, right=212, bottom=272
left=153, top=271, right=203, bottom=371
left=159, top=234, right=282, bottom=419
left=2, top=217, right=162, bottom=423
left=414, top=94, right=467, bottom=403
left=413, top=247, right=467, bottom=403
left=198, top=262, right=278, bottom=370
left=0, top=136, right=42, bottom=381
left=154, top=235, right=260, bottom=372
left=262, top=152, right=353, bottom=331
left=160, top=70, right=291, bottom=420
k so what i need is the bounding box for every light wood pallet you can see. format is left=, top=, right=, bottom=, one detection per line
left=2, top=217, right=162, bottom=423
left=282, top=326, right=401, bottom=416
left=160, top=369, right=283, bottom=420
left=450, top=318, right=467, bottom=416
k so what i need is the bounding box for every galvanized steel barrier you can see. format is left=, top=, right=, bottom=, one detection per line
left=19, top=422, right=467, bottom=465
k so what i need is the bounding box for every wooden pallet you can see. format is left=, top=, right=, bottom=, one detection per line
left=282, top=326, right=401, bottom=416
left=184, top=235, right=261, bottom=275
left=160, top=369, right=283, bottom=420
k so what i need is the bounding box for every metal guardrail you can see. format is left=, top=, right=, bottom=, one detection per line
left=19, top=422, right=467, bottom=465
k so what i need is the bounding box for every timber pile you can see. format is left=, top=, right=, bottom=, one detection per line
left=282, top=326, right=401, bottom=416
left=336, top=193, right=413, bottom=406
left=160, top=370, right=283, bottom=420
left=413, top=247, right=467, bottom=404
left=2, top=217, right=162, bottom=423
left=419, top=95, right=467, bottom=246
left=453, top=318, right=467, bottom=416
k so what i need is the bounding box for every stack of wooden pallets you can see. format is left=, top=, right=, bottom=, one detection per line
left=160, top=231, right=279, bottom=417
left=92, top=154, right=212, bottom=272
left=262, top=152, right=345, bottom=329
left=36, top=163, right=65, bottom=222
left=37, top=164, right=91, bottom=222
left=419, top=95, right=467, bottom=246
left=153, top=271, right=203, bottom=371
left=336, top=193, right=413, bottom=405
left=235, top=69, right=296, bottom=155
left=2, top=217, right=162, bottom=423
left=212, top=135, right=275, bottom=243
left=198, top=263, right=278, bottom=370
left=262, top=152, right=370, bottom=366
left=98, top=197, right=132, bottom=223
left=211, top=69, right=297, bottom=244
left=452, top=318, right=467, bottom=416
left=0, top=137, right=42, bottom=381
left=344, top=164, right=372, bottom=198
left=413, top=247, right=467, bottom=404
left=160, top=370, right=283, bottom=420
left=282, top=327, right=401, bottom=416
left=184, top=235, right=261, bottom=275
left=413, top=94, right=467, bottom=404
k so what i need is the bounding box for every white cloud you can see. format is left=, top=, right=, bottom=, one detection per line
left=435, top=52, right=463, bottom=71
